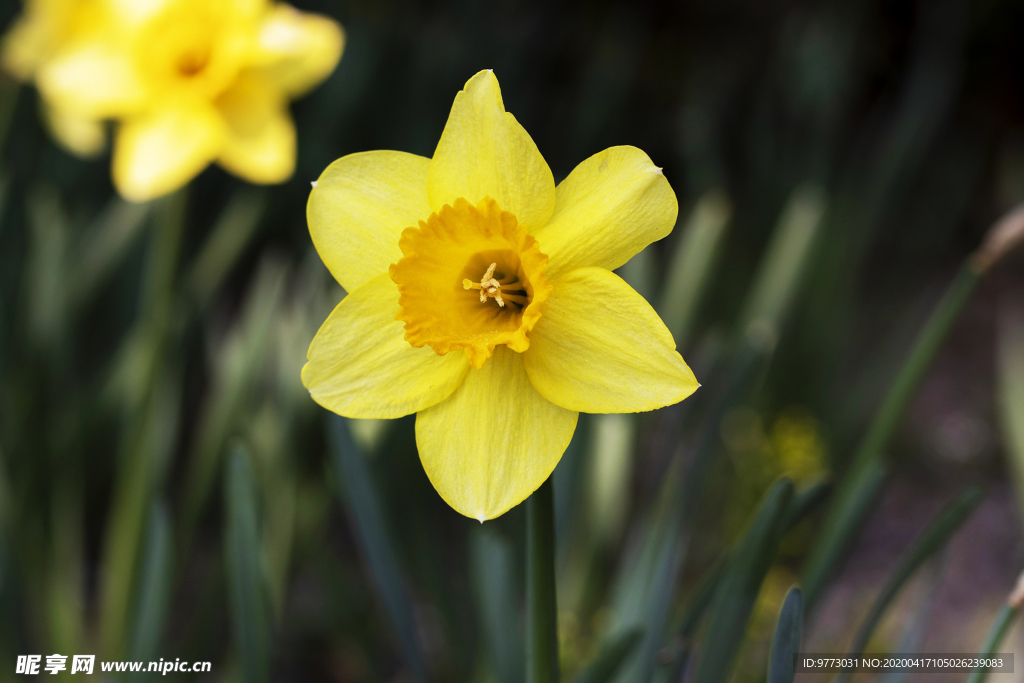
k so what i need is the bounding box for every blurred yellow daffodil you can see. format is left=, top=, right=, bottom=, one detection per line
left=1, top=0, right=109, bottom=156
left=1, top=0, right=344, bottom=202
left=303, top=70, right=699, bottom=521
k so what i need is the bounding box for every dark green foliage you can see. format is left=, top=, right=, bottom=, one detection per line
left=767, top=587, right=803, bottom=683
left=0, top=1, right=1021, bottom=682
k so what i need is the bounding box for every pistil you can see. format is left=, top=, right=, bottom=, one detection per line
left=464, top=262, right=507, bottom=307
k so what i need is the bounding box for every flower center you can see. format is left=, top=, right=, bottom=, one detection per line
left=462, top=262, right=531, bottom=308
left=176, top=47, right=212, bottom=77
left=137, top=3, right=250, bottom=99
left=389, top=197, right=551, bottom=368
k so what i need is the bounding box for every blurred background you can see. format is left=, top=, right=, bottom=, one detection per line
left=1, top=0, right=1024, bottom=681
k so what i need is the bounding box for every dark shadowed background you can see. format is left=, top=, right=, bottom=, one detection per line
left=1, top=0, right=1024, bottom=681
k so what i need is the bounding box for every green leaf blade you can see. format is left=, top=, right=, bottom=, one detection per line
left=572, top=628, right=644, bottom=683
left=694, top=477, right=795, bottom=683
left=767, top=587, right=803, bottom=683
left=836, top=486, right=983, bottom=683
left=328, top=416, right=429, bottom=683
left=225, top=445, right=271, bottom=683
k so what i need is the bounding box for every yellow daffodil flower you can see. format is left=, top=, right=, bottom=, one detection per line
left=1, top=0, right=109, bottom=155
left=1, top=0, right=344, bottom=202
left=303, top=70, right=699, bottom=521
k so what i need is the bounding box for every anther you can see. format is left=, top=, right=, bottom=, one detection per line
left=462, top=263, right=506, bottom=307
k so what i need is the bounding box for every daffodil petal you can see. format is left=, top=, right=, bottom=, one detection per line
left=38, top=40, right=146, bottom=119
left=416, top=346, right=578, bottom=521
left=523, top=267, right=698, bottom=413
left=0, top=0, right=61, bottom=80
left=43, top=105, right=106, bottom=157
left=231, top=0, right=271, bottom=20
left=101, top=0, right=174, bottom=28
left=101, top=0, right=264, bottom=30
left=308, top=150, right=432, bottom=292
left=302, top=274, right=469, bottom=419
left=216, top=74, right=295, bottom=184
left=533, top=146, right=678, bottom=279
left=112, top=99, right=225, bottom=203
left=253, top=4, right=344, bottom=96
left=427, top=70, right=555, bottom=231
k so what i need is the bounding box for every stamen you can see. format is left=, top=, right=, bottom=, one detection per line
left=462, top=263, right=513, bottom=308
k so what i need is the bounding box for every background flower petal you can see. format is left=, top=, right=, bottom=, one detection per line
left=523, top=267, right=698, bottom=413
left=252, top=4, right=344, bottom=97
left=533, top=146, right=678, bottom=279
left=217, top=74, right=296, bottom=184
left=427, top=70, right=555, bottom=231
left=308, top=150, right=433, bottom=292
left=302, top=274, right=469, bottom=419
left=38, top=40, right=147, bottom=118
left=112, top=98, right=225, bottom=203
left=101, top=0, right=176, bottom=29
left=0, top=0, right=75, bottom=80
left=416, top=346, right=577, bottom=521
left=42, top=105, right=106, bottom=157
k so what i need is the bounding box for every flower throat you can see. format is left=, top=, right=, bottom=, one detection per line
left=389, top=197, right=552, bottom=368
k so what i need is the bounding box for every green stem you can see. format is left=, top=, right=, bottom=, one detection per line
left=98, top=190, right=186, bottom=659
left=834, top=487, right=982, bottom=683
left=965, top=604, right=1020, bottom=683
left=803, top=262, right=983, bottom=607
left=527, top=479, right=559, bottom=683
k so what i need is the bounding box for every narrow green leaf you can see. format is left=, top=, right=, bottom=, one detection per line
left=26, top=185, right=69, bottom=349
left=607, top=342, right=767, bottom=683
left=470, top=528, right=523, bottom=683
left=739, top=184, right=826, bottom=335
left=677, top=556, right=726, bottom=642
left=553, top=419, right=588, bottom=567
left=328, top=416, right=429, bottom=682
left=674, top=478, right=828, bottom=655
left=186, top=189, right=267, bottom=309
left=73, top=198, right=151, bottom=308
left=46, top=474, right=84, bottom=666
left=997, top=304, right=1024, bottom=525
left=179, top=257, right=288, bottom=558
left=836, top=486, right=983, bottom=683
left=694, top=477, right=794, bottom=683
left=98, top=189, right=187, bottom=415
left=965, top=603, right=1020, bottom=683
left=658, top=189, right=731, bottom=347
left=527, top=479, right=559, bottom=683
left=879, top=559, right=946, bottom=683
left=589, top=414, right=635, bottom=549
left=572, top=628, right=644, bottom=683
left=783, top=478, right=832, bottom=530
left=803, top=263, right=982, bottom=606
left=128, top=502, right=173, bottom=679
left=225, top=444, right=271, bottom=683
left=138, top=189, right=188, bottom=332
left=610, top=186, right=824, bottom=683
left=802, top=460, right=887, bottom=607
left=767, top=587, right=803, bottom=683
left=99, top=363, right=183, bottom=660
